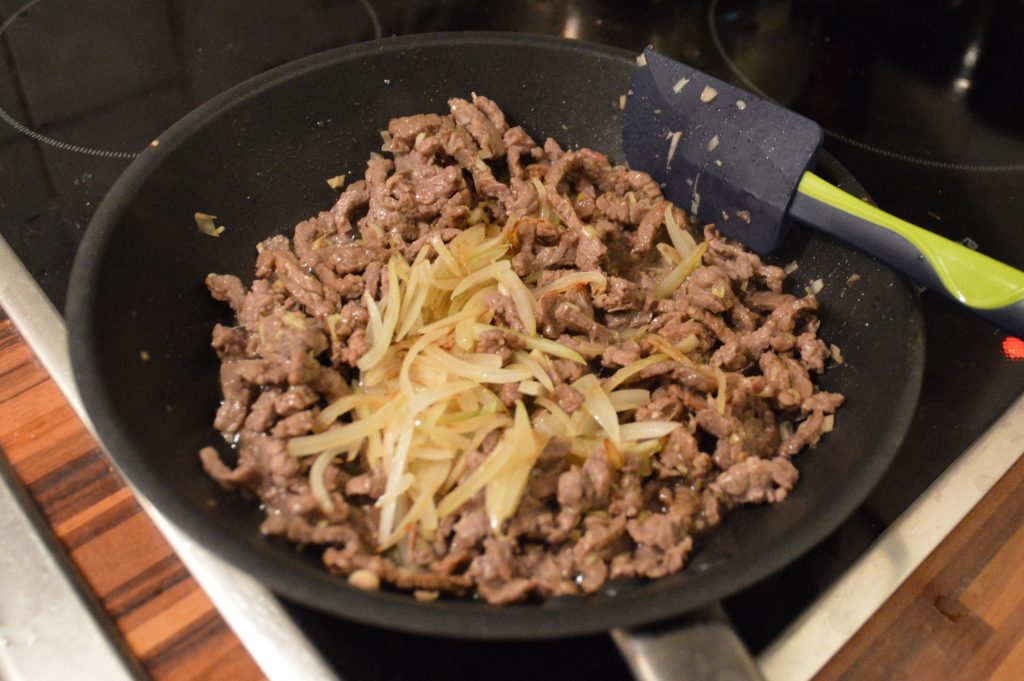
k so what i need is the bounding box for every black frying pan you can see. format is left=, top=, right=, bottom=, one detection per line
left=67, top=32, right=923, bottom=656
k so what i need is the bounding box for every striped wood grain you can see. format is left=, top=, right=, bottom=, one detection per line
left=0, top=313, right=265, bottom=681
left=816, top=442, right=1024, bottom=679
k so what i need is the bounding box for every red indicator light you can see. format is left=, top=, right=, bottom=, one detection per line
left=1003, top=337, right=1024, bottom=360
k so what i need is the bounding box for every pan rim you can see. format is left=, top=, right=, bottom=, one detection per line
left=66, top=31, right=925, bottom=640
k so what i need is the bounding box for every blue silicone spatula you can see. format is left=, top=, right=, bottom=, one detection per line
left=623, top=47, right=1024, bottom=336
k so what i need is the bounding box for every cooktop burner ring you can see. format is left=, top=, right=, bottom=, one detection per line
left=707, top=0, right=1024, bottom=173
left=0, top=0, right=138, bottom=159
left=0, top=0, right=383, bottom=160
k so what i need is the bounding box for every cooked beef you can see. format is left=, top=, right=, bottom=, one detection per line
left=551, top=384, right=584, bottom=414
left=199, top=95, right=842, bottom=606
left=710, top=457, right=799, bottom=505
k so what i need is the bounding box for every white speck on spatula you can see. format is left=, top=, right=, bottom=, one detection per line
left=636, top=53, right=648, bottom=66
left=708, top=135, right=720, bottom=152
left=691, top=173, right=702, bottom=215
left=700, top=86, right=718, bottom=103
left=665, top=131, right=682, bottom=171
left=736, top=100, right=747, bottom=110
left=673, top=77, right=689, bottom=93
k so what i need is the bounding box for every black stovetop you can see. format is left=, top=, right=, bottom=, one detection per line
left=2, top=1, right=1022, bottom=678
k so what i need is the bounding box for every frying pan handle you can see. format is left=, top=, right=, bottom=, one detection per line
left=611, top=605, right=765, bottom=681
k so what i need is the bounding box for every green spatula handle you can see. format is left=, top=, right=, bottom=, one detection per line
left=790, top=172, right=1024, bottom=337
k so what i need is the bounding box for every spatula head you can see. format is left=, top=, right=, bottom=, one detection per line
left=623, top=48, right=823, bottom=254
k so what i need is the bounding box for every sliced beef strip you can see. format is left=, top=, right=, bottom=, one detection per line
left=206, top=274, right=247, bottom=314
left=551, top=384, right=584, bottom=414
left=448, top=95, right=507, bottom=159
left=485, top=291, right=526, bottom=333
left=711, top=456, right=799, bottom=505
left=601, top=340, right=641, bottom=368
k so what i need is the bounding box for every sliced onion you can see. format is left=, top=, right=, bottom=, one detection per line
left=365, top=431, right=383, bottom=469
left=415, top=308, right=479, bottom=337
left=573, top=374, right=621, bottom=446
left=484, top=401, right=538, bottom=530
left=531, top=176, right=560, bottom=225
left=512, top=350, right=555, bottom=392
left=407, top=379, right=479, bottom=414
left=399, top=326, right=451, bottom=397
left=455, top=389, right=478, bottom=413
left=377, top=471, right=415, bottom=507
left=439, top=419, right=509, bottom=495
left=646, top=334, right=693, bottom=364
left=424, top=425, right=472, bottom=451
left=464, top=353, right=505, bottom=369
left=380, top=460, right=450, bottom=549
left=518, top=380, right=543, bottom=396
left=676, top=334, right=700, bottom=354
left=657, top=242, right=683, bottom=266
left=620, top=325, right=649, bottom=341
left=452, top=260, right=511, bottom=297
left=603, top=353, right=669, bottom=391
left=443, top=413, right=513, bottom=435
left=314, top=393, right=372, bottom=432
left=623, top=439, right=663, bottom=457
left=194, top=212, right=225, bottom=237
left=534, top=397, right=575, bottom=437
left=570, top=402, right=600, bottom=436
left=413, top=446, right=457, bottom=461
left=620, top=420, right=681, bottom=441
left=829, top=344, right=844, bottom=364
left=474, top=324, right=586, bottom=365
left=358, top=258, right=403, bottom=371
left=568, top=337, right=606, bottom=358
left=464, top=243, right=510, bottom=270
left=608, top=389, right=650, bottom=411
left=309, top=450, right=337, bottom=513
left=532, top=411, right=559, bottom=438
left=430, top=233, right=464, bottom=276
left=652, top=241, right=708, bottom=300
left=377, top=414, right=417, bottom=544
left=422, top=346, right=532, bottom=383
left=437, top=436, right=514, bottom=517
left=288, top=400, right=398, bottom=456
left=604, top=439, right=625, bottom=469
left=455, top=314, right=479, bottom=351
left=532, top=271, right=608, bottom=299
left=496, top=268, right=537, bottom=335
left=664, top=204, right=697, bottom=258
left=396, top=265, right=431, bottom=341
left=568, top=436, right=603, bottom=459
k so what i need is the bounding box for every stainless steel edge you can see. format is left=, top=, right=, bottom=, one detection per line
left=0, top=235, right=340, bottom=681
left=758, top=390, right=1024, bottom=680
left=4, top=233, right=1024, bottom=681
